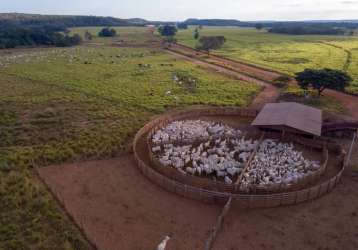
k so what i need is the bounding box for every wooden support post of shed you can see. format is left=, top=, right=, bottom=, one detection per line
left=204, top=197, right=232, bottom=250
left=281, top=128, right=286, bottom=140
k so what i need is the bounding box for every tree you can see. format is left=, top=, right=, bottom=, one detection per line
left=0, top=25, right=82, bottom=49
left=194, top=28, right=199, bottom=40
left=84, top=30, right=93, bottom=40
left=295, top=68, right=352, bottom=96
left=255, top=23, right=264, bottom=30
left=98, top=27, right=117, bottom=37
left=158, top=25, right=177, bottom=37
left=177, top=23, right=188, bottom=29
left=197, top=36, right=226, bottom=53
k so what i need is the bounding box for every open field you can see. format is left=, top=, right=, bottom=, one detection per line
left=0, top=27, right=357, bottom=250
left=176, top=27, right=358, bottom=94
left=70, top=26, right=154, bottom=45
left=0, top=45, right=259, bottom=249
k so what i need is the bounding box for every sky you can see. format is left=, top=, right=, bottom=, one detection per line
left=1, top=0, right=358, bottom=21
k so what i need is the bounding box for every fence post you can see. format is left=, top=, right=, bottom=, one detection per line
left=204, top=197, right=232, bottom=250
left=345, top=131, right=357, bottom=167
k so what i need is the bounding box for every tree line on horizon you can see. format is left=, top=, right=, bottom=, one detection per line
left=0, top=24, right=82, bottom=49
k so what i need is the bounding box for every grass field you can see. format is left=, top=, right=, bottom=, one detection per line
left=0, top=45, right=259, bottom=249
left=70, top=26, right=152, bottom=45
left=176, top=27, right=358, bottom=95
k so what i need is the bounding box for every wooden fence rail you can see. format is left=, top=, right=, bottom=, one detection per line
left=133, top=106, right=346, bottom=207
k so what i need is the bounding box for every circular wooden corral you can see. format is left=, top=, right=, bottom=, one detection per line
left=133, top=106, right=346, bottom=207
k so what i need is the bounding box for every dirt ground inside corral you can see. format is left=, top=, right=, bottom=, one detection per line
left=38, top=154, right=221, bottom=250
left=38, top=151, right=358, bottom=250
left=214, top=171, right=358, bottom=250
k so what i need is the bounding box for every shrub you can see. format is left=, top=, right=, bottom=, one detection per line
left=98, top=27, right=117, bottom=37
left=273, top=75, right=291, bottom=88
left=197, top=36, right=226, bottom=53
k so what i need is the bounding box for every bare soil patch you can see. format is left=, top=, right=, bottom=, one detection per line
left=37, top=154, right=221, bottom=250
left=214, top=171, right=358, bottom=250
left=38, top=149, right=357, bottom=250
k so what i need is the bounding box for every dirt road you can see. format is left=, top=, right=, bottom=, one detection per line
left=168, top=43, right=358, bottom=119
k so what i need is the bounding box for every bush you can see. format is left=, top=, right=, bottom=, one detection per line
left=197, top=36, right=226, bottom=53
left=98, top=27, right=117, bottom=37
left=84, top=31, right=93, bottom=41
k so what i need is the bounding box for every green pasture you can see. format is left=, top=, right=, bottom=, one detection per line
left=70, top=26, right=151, bottom=45
left=0, top=46, right=259, bottom=249
left=176, top=27, right=358, bottom=94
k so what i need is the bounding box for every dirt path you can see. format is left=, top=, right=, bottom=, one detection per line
left=170, top=44, right=281, bottom=81
left=169, top=43, right=358, bottom=119
left=166, top=50, right=280, bottom=109
left=325, top=89, right=358, bottom=120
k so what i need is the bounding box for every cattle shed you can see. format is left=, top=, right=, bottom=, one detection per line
left=252, top=102, right=322, bottom=137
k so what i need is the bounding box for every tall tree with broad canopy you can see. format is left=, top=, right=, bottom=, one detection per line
left=158, top=25, right=177, bottom=37
left=197, top=36, right=226, bottom=53
left=295, top=68, right=352, bottom=96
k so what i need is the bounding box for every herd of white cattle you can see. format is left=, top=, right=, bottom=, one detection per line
left=151, top=120, right=321, bottom=187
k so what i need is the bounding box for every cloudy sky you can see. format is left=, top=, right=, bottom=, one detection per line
left=1, top=0, right=358, bottom=21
